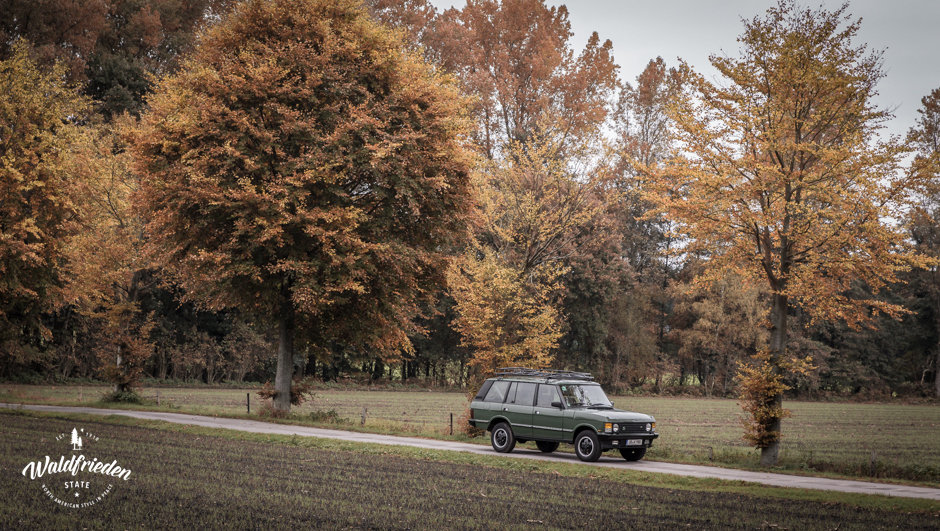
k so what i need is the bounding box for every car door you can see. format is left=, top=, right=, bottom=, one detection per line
left=477, top=380, right=511, bottom=427
left=531, top=384, right=566, bottom=441
left=501, top=382, right=536, bottom=438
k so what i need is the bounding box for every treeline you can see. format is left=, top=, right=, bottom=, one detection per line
left=1, top=0, right=938, bottom=402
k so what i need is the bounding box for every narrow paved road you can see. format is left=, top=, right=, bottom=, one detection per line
left=6, top=404, right=939, bottom=501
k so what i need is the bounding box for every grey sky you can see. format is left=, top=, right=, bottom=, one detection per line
left=429, top=0, right=940, bottom=141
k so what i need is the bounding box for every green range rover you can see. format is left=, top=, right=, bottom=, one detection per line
left=468, top=368, right=659, bottom=462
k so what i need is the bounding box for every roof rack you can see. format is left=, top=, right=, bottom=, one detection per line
left=495, top=367, right=594, bottom=381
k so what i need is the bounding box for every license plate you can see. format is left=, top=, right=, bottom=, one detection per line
left=626, top=439, right=643, bottom=446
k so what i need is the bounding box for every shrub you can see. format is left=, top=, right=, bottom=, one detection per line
left=309, top=409, right=345, bottom=424
left=100, top=390, right=146, bottom=404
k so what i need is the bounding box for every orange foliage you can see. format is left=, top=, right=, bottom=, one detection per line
left=431, top=0, right=619, bottom=158
left=737, top=350, right=814, bottom=448
left=448, top=247, right=561, bottom=379
left=0, top=42, right=88, bottom=363
left=63, top=120, right=156, bottom=391
left=128, top=0, right=474, bottom=411
left=449, top=131, right=611, bottom=378
left=642, top=1, right=932, bottom=461
left=648, top=1, right=926, bottom=329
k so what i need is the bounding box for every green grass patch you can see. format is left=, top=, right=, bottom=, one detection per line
left=2, top=409, right=939, bottom=531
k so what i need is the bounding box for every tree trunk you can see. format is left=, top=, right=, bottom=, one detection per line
left=114, top=347, right=125, bottom=393
left=935, top=280, right=940, bottom=398
left=935, top=345, right=940, bottom=398
left=273, top=292, right=295, bottom=413
left=371, top=358, right=384, bottom=381
left=761, top=292, right=788, bottom=467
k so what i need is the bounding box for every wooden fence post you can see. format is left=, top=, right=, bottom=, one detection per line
left=450, top=413, right=453, bottom=435
left=247, top=393, right=250, bottom=414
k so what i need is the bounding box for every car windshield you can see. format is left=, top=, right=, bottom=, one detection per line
left=559, top=384, right=612, bottom=408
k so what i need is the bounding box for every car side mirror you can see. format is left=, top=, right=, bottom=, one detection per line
left=551, top=401, right=562, bottom=409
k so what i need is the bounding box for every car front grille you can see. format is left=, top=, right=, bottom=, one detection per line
left=618, top=422, right=648, bottom=434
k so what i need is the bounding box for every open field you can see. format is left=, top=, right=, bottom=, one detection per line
left=2, top=413, right=939, bottom=530
left=3, top=385, right=939, bottom=483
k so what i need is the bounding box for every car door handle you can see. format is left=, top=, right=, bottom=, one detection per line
left=535, top=411, right=540, bottom=415
left=503, top=407, right=507, bottom=411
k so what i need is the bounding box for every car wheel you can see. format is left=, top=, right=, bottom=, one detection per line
left=619, top=447, right=647, bottom=462
left=536, top=441, right=560, bottom=453
left=491, top=422, right=516, bottom=453
left=574, top=431, right=601, bottom=462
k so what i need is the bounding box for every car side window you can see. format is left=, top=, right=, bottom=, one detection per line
left=473, top=380, right=493, bottom=401
left=536, top=384, right=560, bottom=407
left=513, top=382, right=537, bottom=406
left=483, top=380, right=511, bottom=403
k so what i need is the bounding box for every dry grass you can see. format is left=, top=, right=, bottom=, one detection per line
left=3, top=413, right=938, bottom=530
left=4, top=385, right=939, bottom=483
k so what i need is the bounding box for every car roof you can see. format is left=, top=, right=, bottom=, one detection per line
left=491, top=376, right=599, bottom=386
left=489, top=368, right=598, bottom=386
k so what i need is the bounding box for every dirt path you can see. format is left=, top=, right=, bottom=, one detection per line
left=6, top=403, right=939, bottom=501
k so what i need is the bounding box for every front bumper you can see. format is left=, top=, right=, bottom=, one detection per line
left=598, top=432, right=659, bottom=450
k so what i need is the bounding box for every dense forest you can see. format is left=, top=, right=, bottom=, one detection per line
left=1, top=0, right=939, bottom=406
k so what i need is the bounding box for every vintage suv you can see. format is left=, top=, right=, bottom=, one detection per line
left=468, top=368, right=658, bottom=462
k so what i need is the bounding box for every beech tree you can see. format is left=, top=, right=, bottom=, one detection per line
left=129, top=0, right=473, bottom=412
left=65, top=122, right=155, bottom=392
left=431, top=0, right=619, bottom=158
left=448, top=247, right=561, bottom=377
left=449, top=131, right=609, bottom=377
left=908, top=88, right=940, bottom=397
left=613, top=57, right=683, bottom=351
left=646, top=1, right=927, bottom=464
left=0, top=42, right=88, bottom=371
left=0, top=1, right=237, bottom=118
left=671, top=270, right=768, bottom=397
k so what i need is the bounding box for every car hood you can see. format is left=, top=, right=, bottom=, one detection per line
left=573, top=409, right=655, bottom=423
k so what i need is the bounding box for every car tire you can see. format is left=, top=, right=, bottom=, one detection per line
left=491, top=422, right=516, bottom=453
left=619, top=447, right=647, bottom=462
left=574, top=431, right=601, bottom=462
left=535, top=441, right=560, bottom=453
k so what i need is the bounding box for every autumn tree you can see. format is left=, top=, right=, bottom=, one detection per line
left=364, top=0, right=437, bottom=55
left=448, top=247, right=561, bottom=377
left=430, top=0, right=619, bottom=158
left=86, top=0, right=237, bottom=118
left=613, top=57, right=683, bottom=354
left=908, top=87, right=940, bottom=397
left=449, top=131, right=609, bottom=377
left=646, top=1, right=926, bottom=464
left=615, top=57, right=682, bottom=172
left=0, top=0, right=237, bottom=118
left=129, top=0, right=473, bottom=412
left=0, top=0, right=108, bottom=79
left=0, top=42, right=88, bottom=374
left=64, top=121, right=156, bottom=392
left=671, top=270, right=769, bottom=397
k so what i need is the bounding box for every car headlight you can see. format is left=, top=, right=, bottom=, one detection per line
left=605, top=423, right=612, bottom=433
left=613, top=423, right=619, bottom=433
left=645, top=423, right=651, bottom=432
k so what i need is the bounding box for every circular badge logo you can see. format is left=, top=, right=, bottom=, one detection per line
left=20, top=426, right=133, bottom=509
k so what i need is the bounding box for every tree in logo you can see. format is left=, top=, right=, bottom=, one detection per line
left=71, top=428, right=82, bottom=451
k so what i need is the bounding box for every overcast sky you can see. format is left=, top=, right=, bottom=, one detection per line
left=428, top=0, right=940, bottom=141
